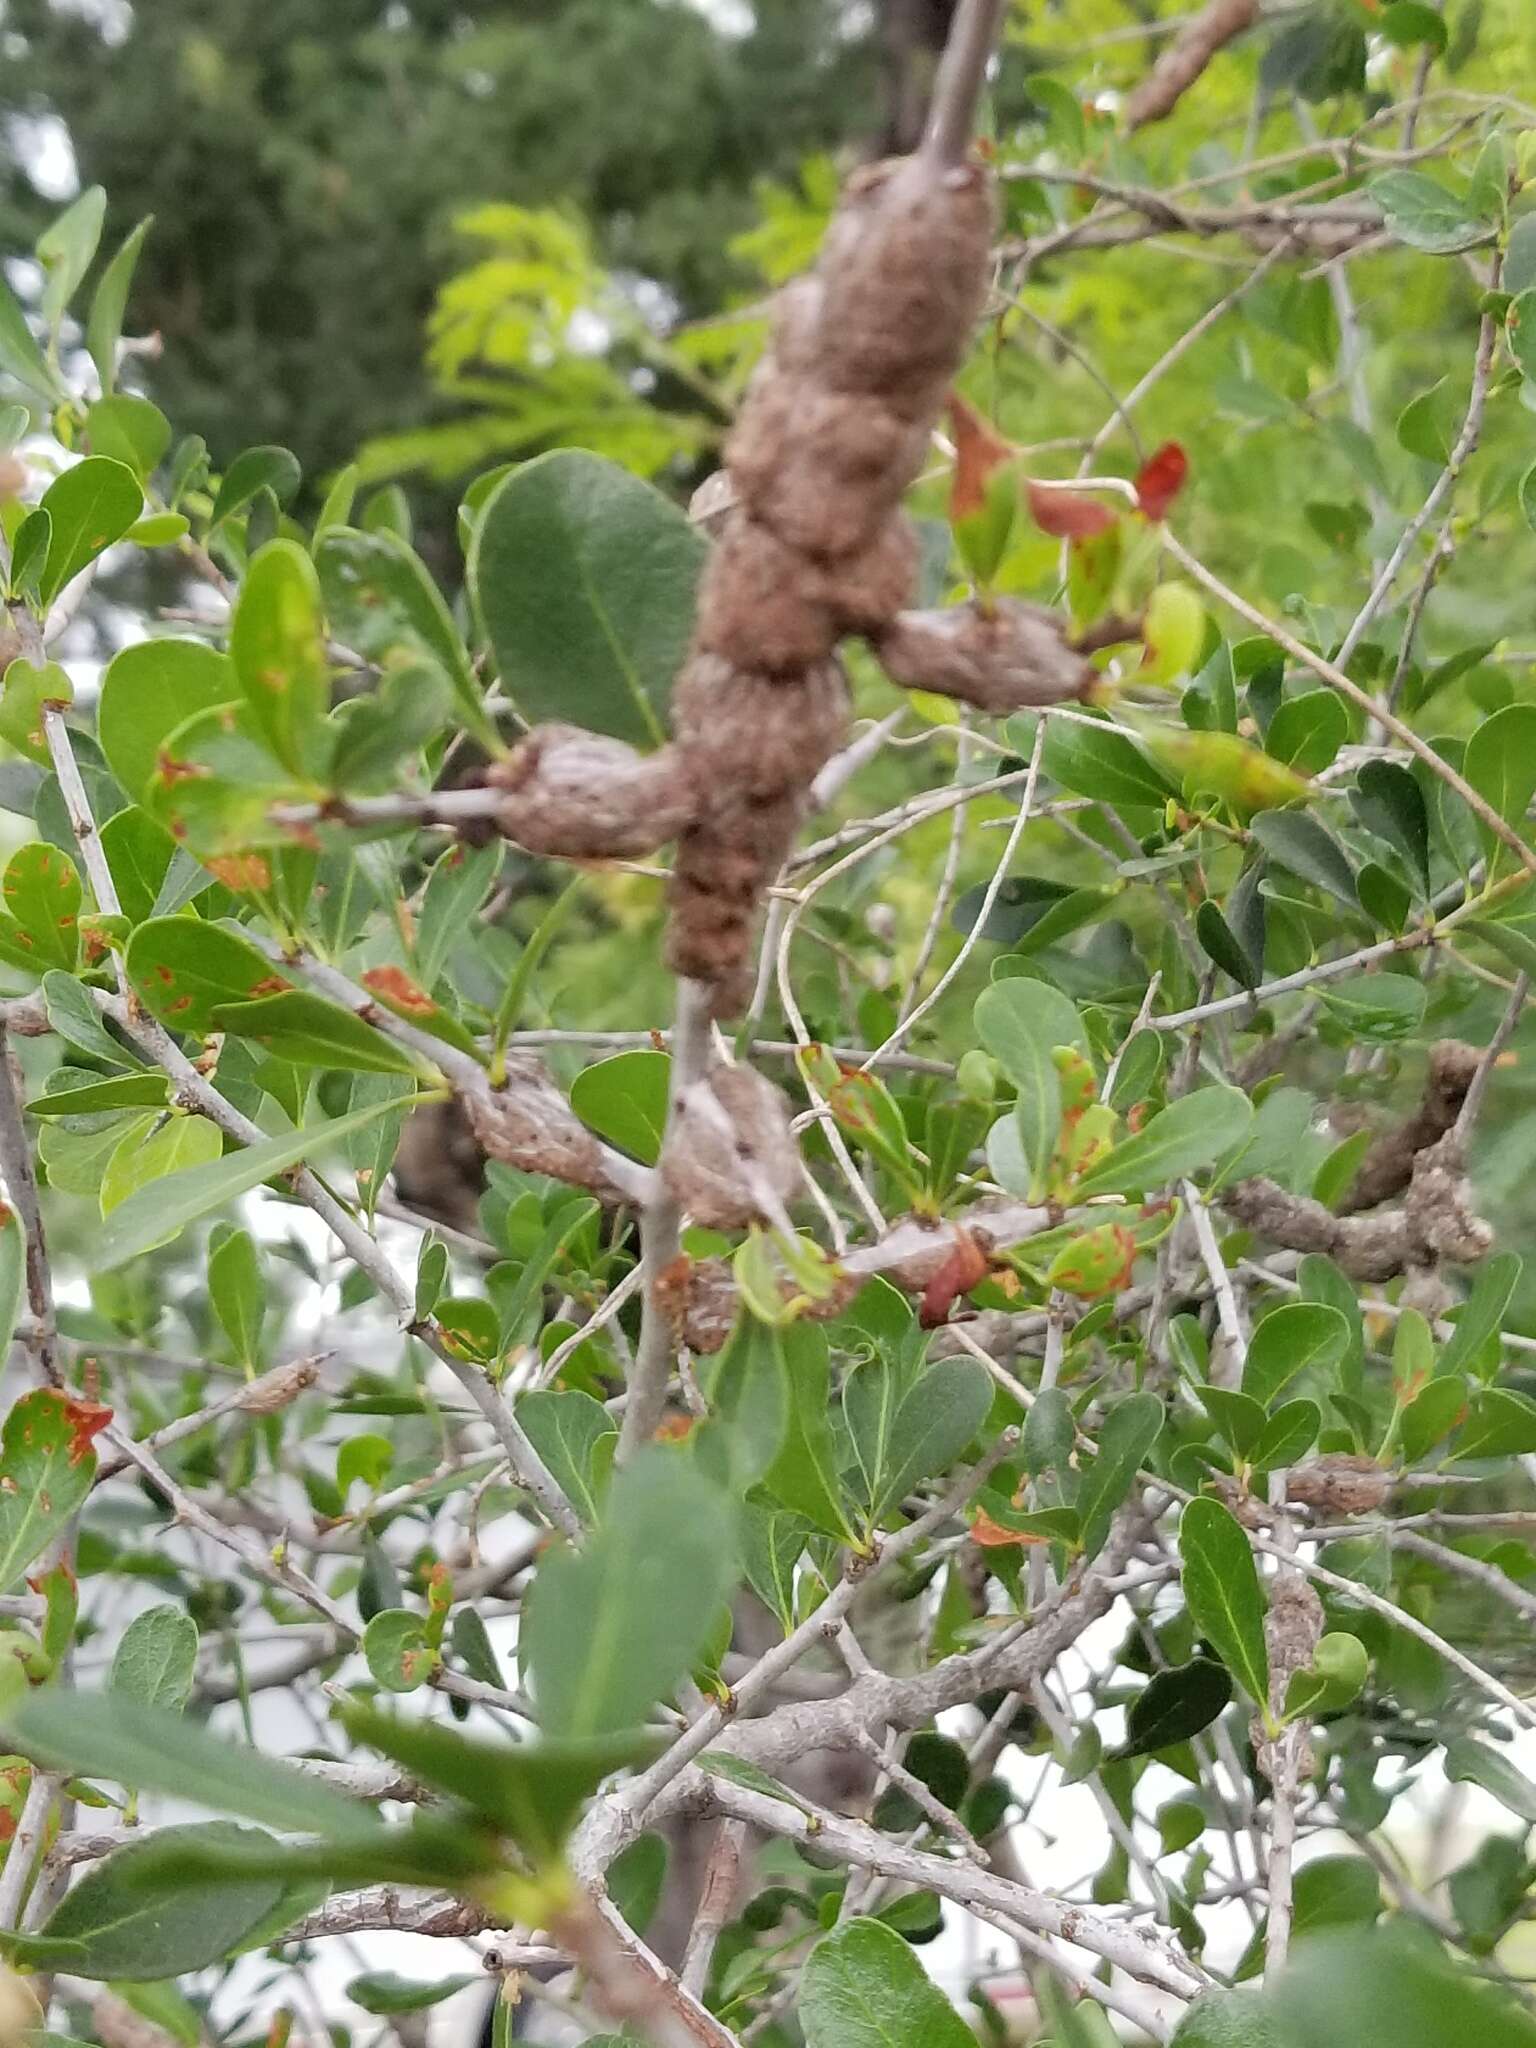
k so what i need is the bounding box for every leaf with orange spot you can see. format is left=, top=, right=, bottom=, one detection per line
left=126, top=917, right=293, bottom=1036
left=360, top=966, right=483, bottom=1061
left=0, top=1388, right=110, bottom=1593
left=1, top=841, right=82, bottom=973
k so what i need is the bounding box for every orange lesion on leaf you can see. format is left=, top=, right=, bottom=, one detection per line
left=207, top=854, right=273, bottom=893
left=59, top=1395, right=113, bottom=1466
left=362, top=964, right=435, bottom=1016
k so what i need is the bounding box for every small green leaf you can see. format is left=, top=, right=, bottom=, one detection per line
left=1249, top=811, right=1359, bottom=908
left=1243, top=1303, right=1350, bottom=1409
left=316, top=527, right=497, bottom=753
left=1077, top=1390, right=1163, bottom=1559
left=570, top=1051, right=671, bottom=1166
left=1179, top=1497, right=1269, bottom=1711
left=36, top=186, right=106, bottom=332
left=1452, top=1387, right=1536, bottom=1459
left=843, top=1355, right=992, bottom=1527
left=229, top=539, right=331, bottom=778
left=1284, top=1631, right=1368, bottom=1720
left=109, top=1606, right=198, bottom=1713
left=97, top=639, right=237, bottom=806
left=86, top=396, right=171, bottom=480
left=347, top=1974, right=479, bottom=2016
left=1265, top=691, right=1347, bottom=775
left=125, top=919, right=287, bottom=1035
left=1120, top=1658, right=1232, bottom=1759
left=1074, top=1085, right=1251, bottom=1199
left=516, top=1390, right=616, bottom=1525
left=1250, top=1399, right=1321, bottom=1472
left=1351, top=758, right=1432, bottom=895
left=212, top=991, right=423, bottom=1077
left=86, top=216, right=152, bottom=398
left=1040, top=715, right=1177, bottom=811
left=209, top=447, right=302, bottom=533
left=762, top=1324, right=859, bottom=1543
left=1446, top=1737, right=1536, bottom=1823
left=101, top=1114, right=223, bottom=1223
left=36, top=459, right=142, bottom=610
left=209, top=1228, right=264, bottom=1369
left=1465, top=704, right=1536, bottom=865
left=1438, top=1253, right=1521, bottom=1379
left=1371, top=170, right=1489, bottom=253
left=0, top=276, right=64, bottom=402
left=973, top=982, right=1065, bottom=1201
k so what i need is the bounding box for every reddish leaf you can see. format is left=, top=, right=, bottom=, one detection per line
left=1134, top=441, right=1189, bottom=520
left=947, top=392, right=1015, bottom=520
left=1026, top=480, right=1115, bottom=539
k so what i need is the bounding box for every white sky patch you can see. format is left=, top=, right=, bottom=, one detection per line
left=5, top=112, right=78, bottom=200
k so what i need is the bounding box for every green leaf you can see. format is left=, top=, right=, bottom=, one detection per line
left=521, top=1448, right=740, bottom=1737
left=2, top=842, right=81, bottom=972
left=1249, top=812, right=1359, bottom=908
left=97, top=640, right=237, bottom=807
left=762, top=1323, right=858, bottom=1542
left=570, top=1050, right=670, bottom=1166
left=36, top=186, right=106, bottom=331
left=209, top=447, right=302, bottom=532
left=1198, top=1386, right=1266, bottom=1459
left=316, top=527, right=497, bottom=752
left=101, top=1114, right=223, bottom=1223
left=95, top=1094, right=417, bottom=1270
left=36, top=459, right=142, bottom=610
left=1074, top=1085, right=1251, bottom=1198
left=1076, top=1390, right=1163, bottom=1559
left=42, top=971, right=140, bottom=1069
left=1465, top=704, right=1536, bottom=864
left=1120, top=1658, right=1232, bottom=1759
left=1172, top=1988, right=1282, bottom=2048
left=1195, top=899, right=1258, bottom=989
left=348, top=1974, right=479, bottom=2016
left=213, top=991, right=423, bottom=1077
left=1179, top=1497, right=1269, bottom=1710
left=1438, top=1253, right=1521, bottom=1379
left=741, top=1507, right=806, bottom=1634
left=1446, top=1737, right=1536, bottom=1823
left=125, top=919, right=288, bottom=1034
left=1452, top=1387, right=1536, bottom=1459
left=843, top=1355, right=991, bottom=1528
left=0, top=1209, right=24, bottom=1380
left=109, top=1606, right=198, bottom=1713
left=86, top=216, right=152, bottom=398
left=516, top=1390, right=616, bottom=1525
left=1243, top=1303, right=1350, bottom=1409
left=973, top=982, right=1065, bottom=1202
left=1250, top=1399, right=1321, bottom=1473
left=1, top=1690, right=381, bottom=1839
left=1379, top=0, right=1448, bottom=51
left=698, top=1315, right=789, bottom=1492
left=1040, top=715, right=1177, bottom=810
left=1, top=642, right=63, bottom=762
left=229, top=539, right=331, bottom=778
left=1265, top=691, right=1347, bottom=775
left=86, top=396, right=171, bottom=481
left=1284, top=1632, right=1369, bottom=1721
left=363, top=1610, right=436, bottom=1693
left=1371, top=170, right=1489, bottom=253
left=0, top=1388, right=107, bottom=1595
left=1351, top=759, right=1432, bottom=895
left=7, top=510, right=52, bottom=608
left=1024, top=1386, right=1075, bottom=1475
left=800, top=1918, right=975, bottom=2048
left=0, top=276, right=63, bottom=402
left=340, top=1701, right=657, bottom=1865
left=1400, top=1375, right=1467, bottom=1464
left=1273, top=1926, right=1536, bottom=2048
left=209, top=1228, right=264, bottom=1369
left=9, top=1822, right=286, bottom=1980
left=469, top=449, right=706, bottom=748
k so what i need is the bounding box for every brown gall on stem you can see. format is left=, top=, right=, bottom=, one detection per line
left=484, top=723, right=693, bottom=862
left=463, top=1057, right=639, bottom=1207
left=660, top=1063, right=803, bottom=1232
left=874, top=598, right=1097, bottom=713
